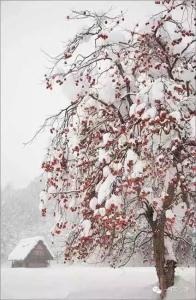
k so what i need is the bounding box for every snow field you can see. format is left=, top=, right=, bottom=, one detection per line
left=1, top=265, right=195, bottom=299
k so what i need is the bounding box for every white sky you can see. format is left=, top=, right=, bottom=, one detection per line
left=1, top=0, right=160, bottom=189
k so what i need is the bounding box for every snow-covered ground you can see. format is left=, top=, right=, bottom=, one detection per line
left=1, top=265, right=195, bottom=299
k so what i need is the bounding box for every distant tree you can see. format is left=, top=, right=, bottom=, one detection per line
left=1, top=179, right=55, bottom=262
left=39, top=0, right=196, bottom=297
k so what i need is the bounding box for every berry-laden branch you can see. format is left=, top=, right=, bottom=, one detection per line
left=36, top=1, right=196, bottom=297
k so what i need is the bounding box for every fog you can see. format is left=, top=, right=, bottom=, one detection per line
left=1, top=0, right=160, bottom=188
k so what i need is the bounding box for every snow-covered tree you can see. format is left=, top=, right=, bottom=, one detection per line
left=39, top=0, right=196, bottom=297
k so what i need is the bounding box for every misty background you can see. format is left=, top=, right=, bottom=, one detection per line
left=2, top=0, right=160, bottom=189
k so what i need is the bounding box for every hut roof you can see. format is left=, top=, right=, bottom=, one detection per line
left=8, top=236, right=54, bottom=261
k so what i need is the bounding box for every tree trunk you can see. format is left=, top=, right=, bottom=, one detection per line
left=153, top=226, right=176, bottom=298
left=146, top=205, right=176, bottom=298
left=153, top=227, right=167, bottom=298
left=164, top=259, right=176, bottom=288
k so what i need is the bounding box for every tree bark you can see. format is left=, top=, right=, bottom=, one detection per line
left=164, top=259, right=176, bottom=288
left=152, top=216, right=176, bottom=298
left=153, top=219, right=167, bottom=298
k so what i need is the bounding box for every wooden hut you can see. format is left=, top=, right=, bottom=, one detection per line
left=8, top=236, right=53, bottom=268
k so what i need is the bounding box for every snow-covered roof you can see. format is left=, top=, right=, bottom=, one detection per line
left=8, top=236, right=54, bottom=261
